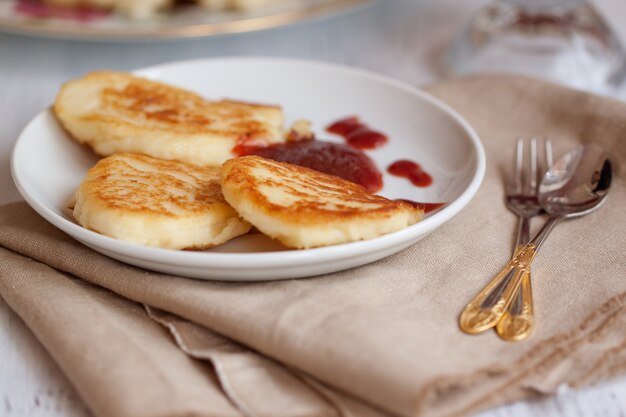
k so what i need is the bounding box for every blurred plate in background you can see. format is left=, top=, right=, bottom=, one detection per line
left=0, top=0, right=370, bottom=41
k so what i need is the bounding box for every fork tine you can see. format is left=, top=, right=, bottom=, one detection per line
left=514, top=137, right=523, bottom=193
left=529, top=137, right=538, bottom=191
left=545, top=139, right=553, bottom=170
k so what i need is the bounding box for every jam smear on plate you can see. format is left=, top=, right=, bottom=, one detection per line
left=233, top=114, right=435, bottom=196
left=326, top=116, right=388, bottom=150
left=235, top=139, right=384, bottom=193
left=387, top=159, right=433, bottom=187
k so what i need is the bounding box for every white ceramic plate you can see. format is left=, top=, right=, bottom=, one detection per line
left=0, top=0, right=368, bottom=41
left=11, top=57, right=485, bottom=280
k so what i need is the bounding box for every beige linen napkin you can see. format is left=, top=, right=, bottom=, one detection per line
left=1, top=75, right=625, bottom=417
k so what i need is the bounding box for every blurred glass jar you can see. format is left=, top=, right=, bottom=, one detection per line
left=447, top=0, right=626, bottom=95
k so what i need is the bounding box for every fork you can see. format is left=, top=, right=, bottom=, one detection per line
left=458, top=138, right=552, bottom=337
left=496, top=138, right=552, bottom=341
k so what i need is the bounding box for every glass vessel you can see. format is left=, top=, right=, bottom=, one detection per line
left=447, top=0, right=626, bottom=95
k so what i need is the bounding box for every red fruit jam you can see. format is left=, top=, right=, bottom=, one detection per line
left=327, top=116, right=388, bottom=150
left=387, top=160, right=433, bottom=187
left=236, top=140, right=383, bottom=193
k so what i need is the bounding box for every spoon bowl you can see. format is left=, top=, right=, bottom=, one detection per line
left=539, top=144, right=612, bottom=218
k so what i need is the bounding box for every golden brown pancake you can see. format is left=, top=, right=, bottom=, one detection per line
left=220, top=156, right=423, bottom=249
left=54, top=71, right=285, bottom=167
left=73, top=153, right=251, bottom=249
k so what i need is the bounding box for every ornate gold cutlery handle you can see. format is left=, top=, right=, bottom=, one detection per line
left=459, top=215, right=561, bottom=336
left=459, top=244, right=537, bottom=334
left=496, top=271, right=533, bottom=341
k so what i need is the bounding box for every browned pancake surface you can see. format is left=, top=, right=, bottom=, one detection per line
left=54, top=71, right=284, bottom=166
left=221, top=156, right=423, bottom=248
left=74, top=153, right=251, bottom=249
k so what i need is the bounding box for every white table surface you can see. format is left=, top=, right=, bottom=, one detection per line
left=1, top=1, right=625, bottom=416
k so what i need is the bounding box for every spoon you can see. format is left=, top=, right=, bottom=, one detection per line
left=459, top=144, right=612, bottom=335
left=532, top=144, right=612, bottom=245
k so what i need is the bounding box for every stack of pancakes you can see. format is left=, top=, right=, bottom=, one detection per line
left=55, top=71, right=423, bottom=250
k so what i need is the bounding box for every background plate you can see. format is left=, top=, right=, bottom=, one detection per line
left=0, top=0, right=369, bottom=41
left=11, top=57, right=485, bottom=280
